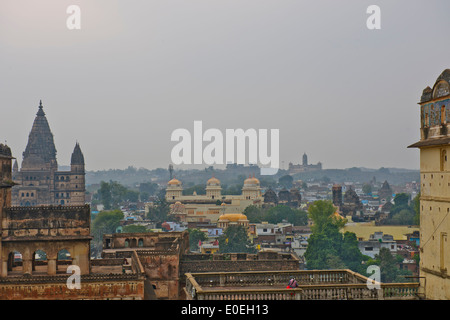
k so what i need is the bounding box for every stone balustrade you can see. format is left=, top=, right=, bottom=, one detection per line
left=185, top=270, right=420, bottom=300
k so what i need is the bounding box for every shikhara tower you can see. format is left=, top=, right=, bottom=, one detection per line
left=11, top=101, right=86, bottom=206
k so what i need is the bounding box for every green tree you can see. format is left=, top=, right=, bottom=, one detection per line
left=366, top=248, right=412, bottom=283
left=122, top=225, right=148, bottom=233
left=98, top=181, right=112, bottom=210
left=266, top=205, right=308, bottom=226
left=362, top=184, right=372, bottom=195
left=91, top=210, right=124, bottom=255
left=243, top=205, right=264, bottom=223
left=304, top=200, right=366, bottom=272
left=219, top=225, right=256, bottom=253
left=139, top=182, right=158, bottom=196
left=304, top=222, right=343, bottom=269
left=308, top=200, right=346, bottom=233
left=393, top=193, right=409, bottom=207
left=278, top=175, right=294, bottom=189
left=97, top=181, right=135, bottom=209
left=387, top=193, right=416, bottom=225
left=341, top=232, right=368, bottom=274
left=188, top=229, right=207, bottom=252
left=147, top=196, right=170, bottom=226
left=125, top=189, right=140, bottom=202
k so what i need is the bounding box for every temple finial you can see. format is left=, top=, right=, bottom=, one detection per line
left=36, top=100, right=45, bottom=116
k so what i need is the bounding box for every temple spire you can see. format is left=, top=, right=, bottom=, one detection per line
left=22, top=100, right=57, bottom=170
left=37, top=99, right=45, bottom=116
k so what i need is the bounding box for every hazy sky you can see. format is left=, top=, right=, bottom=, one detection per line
left=1, top=0, right=450, bottom=171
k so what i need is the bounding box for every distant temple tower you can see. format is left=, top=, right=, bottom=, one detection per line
left=302, top=153, right=308, bottom=166
left=332, top=184, right=343, bottom=208
left=408, top=69, right=450, bottom=299
left=11, top=101, right=86, bottom=206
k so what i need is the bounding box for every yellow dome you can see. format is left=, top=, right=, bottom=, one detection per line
left=218, top=213, right=248, bottom=222
left=244, top=175, right=260, bottom=185
left=207, top=176, right=221, bottom=185
left=168, top=178, right=181, bottom=186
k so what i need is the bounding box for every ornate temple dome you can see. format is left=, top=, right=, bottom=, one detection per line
left=168, top=178, right=182, bottom=186
left=207, top=176, right=220, bottom=186
left=244, top=175, right=260, bottom=186
left=421, top=69, right=450, bottom=102
left=218, top=213, right=248, bottom=221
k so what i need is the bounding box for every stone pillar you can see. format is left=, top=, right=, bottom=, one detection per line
left=1, top=260, right=7, bottom=277
left=23, top=259, right=33, bottom=275
left=47, top=258, right=57, bottom=275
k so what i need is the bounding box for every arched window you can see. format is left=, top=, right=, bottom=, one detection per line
left=32, top=249, right=48, bottom=275
left=57, top=249, right=72, bottom=273
left=138, top=239, right=144, bottom=247
left=7, top=251, right=23, bottom=275
left=124, top=239, right=130, bottom=248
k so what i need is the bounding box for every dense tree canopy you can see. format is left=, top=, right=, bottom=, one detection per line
left=278, top=175, right=293, bottom=189
left=219, top=225, right=256, bottom=253
left=146, top=198, right=170, bottom=227
left=95, top=181, right=141, bottom=209
left=122, top=225, right=148, bottom=233
left=91, top=210, right=124, bottom=256
left=366, top=248, right=413, bottom=283
left=188, top=229, right=207, bottom=252
left=243, top=205, right=308, bottom=226
left=304, top=200, right=367, bottom=273
left=384, top=193, right=419, bottom=226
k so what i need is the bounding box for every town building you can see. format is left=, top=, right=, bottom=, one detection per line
left=288, top=153, right=322, bottom=174
left=409, top=69, right=450, bottom=299
left=165, top=175, right=263, bottom=224
left=358, top=232, right=398, bottom=258
left=12, top=101, right=86, bottom=206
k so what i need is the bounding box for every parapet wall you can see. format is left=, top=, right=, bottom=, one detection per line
left=0, top=274, right=144, bottom=300
left=180, top=252, right=299, bottom=274
left=2, top=205, right=91, bottom=239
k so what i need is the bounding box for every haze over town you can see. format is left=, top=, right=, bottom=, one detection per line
left=2, top=0, right=450, bottom=171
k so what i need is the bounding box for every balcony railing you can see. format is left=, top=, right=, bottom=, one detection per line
left=185, top=269, right=420, bottom=300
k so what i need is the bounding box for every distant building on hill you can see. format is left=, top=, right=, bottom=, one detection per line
left=288, top=153, right=322, bottom=174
